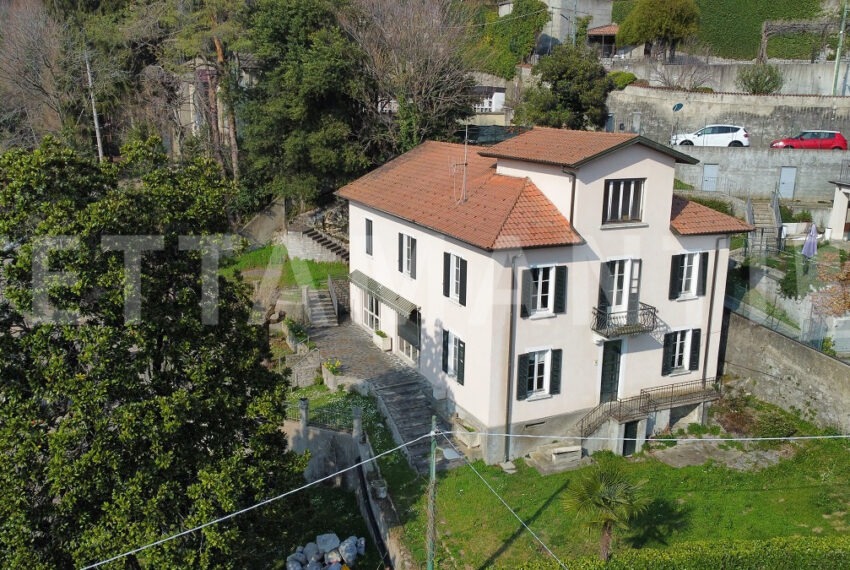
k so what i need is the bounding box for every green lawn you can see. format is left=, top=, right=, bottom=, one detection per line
left=289, top=386, right=850, bottom=568
left=613, top=0, right=824, bottom=60
left=221, top=244, right=349, bottom=289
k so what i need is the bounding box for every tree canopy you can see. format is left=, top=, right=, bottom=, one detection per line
left=617, top=0, right=700, bottom=62
left=513, top=44, right=614, bottom=130
left=0, top=138, right=307, bottom=568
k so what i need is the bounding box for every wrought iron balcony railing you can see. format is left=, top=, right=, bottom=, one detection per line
left=591, top=302, right=659, bottom=338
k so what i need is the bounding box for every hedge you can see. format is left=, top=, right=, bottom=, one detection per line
left=515, top=535, right=850, bottom=569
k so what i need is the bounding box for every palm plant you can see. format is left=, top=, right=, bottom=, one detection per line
left=563, top=459, right=649, bottom=561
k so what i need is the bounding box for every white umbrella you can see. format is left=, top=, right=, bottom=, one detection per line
left=802, top=223, right=818, bottom=259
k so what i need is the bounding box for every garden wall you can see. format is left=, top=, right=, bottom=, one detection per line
left=722, top=312, right=850, bottom=432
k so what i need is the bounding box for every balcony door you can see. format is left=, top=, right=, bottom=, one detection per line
left=600, top=339, right=622, bottom=403
left=599, top=259, right=641, bottom=318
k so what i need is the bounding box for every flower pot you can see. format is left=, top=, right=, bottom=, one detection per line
left=373, top=333, right=392, bottom=351
left=370, top=478, right=388, bottom=499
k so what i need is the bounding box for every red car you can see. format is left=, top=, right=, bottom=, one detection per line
left=770, top=130, right=847, bottom=150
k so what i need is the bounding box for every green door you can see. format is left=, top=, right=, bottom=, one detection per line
left=600, top=340, right=622, bottom=403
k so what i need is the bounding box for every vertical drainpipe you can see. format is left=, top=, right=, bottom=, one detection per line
left=504, top=254, right=519, bottom=463
left=701, top=235, right=726, bottom=422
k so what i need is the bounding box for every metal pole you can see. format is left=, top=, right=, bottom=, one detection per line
left=84, top=50, right=104, bottom=163
left=833, top=0, right=848, bottom=96
left=572, top=0, right=578, bottom=46
left=426, top=415, right=437, bottom=570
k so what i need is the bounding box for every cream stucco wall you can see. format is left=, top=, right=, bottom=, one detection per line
left=346, top=142, right=734, bottom=441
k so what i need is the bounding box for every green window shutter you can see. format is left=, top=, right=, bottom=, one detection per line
left=442, top=329, right=449, bottom=373
left=662, top=333, right=674, bottom=376
left=669, top=254, right=683, bottom=299
left=696, top=252, right=709, bottom=296
left=459, top=258, right=467, bottom=307
left=516, top=353, right=529, bottom=400
left=549, top=349, right=562, bottom=395
left=598, top=262, right=613, bottom=311
left=457, top=340, right=465, bottom=385
left=520, top=270, right=531, bottom=318
left=689, top=329, right=702, bottom=371
left=554, top=266, right=567, bottom=314
left=398, top=233, right=403, bottom=273
left=443, top=252, right=451, bottom=298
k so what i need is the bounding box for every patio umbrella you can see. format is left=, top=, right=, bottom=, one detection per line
left=802, top=223, right=818, bottom=259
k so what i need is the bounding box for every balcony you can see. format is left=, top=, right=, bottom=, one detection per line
left=591, top=302, right=658, bottom=338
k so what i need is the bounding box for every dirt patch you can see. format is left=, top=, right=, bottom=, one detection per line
left=649, top=439, right=788, bottom=471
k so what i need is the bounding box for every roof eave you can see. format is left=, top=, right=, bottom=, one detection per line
left=670, top=226, right=754, bottom=236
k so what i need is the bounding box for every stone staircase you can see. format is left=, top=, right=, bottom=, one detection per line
left=369, top=371, right=466, bottom=474
left=303, top=227, right=350, bottom=263
left=306, top=289, right=338, bottom=328
left=750, top=200, right=780, bottom=254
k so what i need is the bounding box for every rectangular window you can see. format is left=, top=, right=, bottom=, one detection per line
left=441, top=329, right=465, bottom=384
left=520, top=265, right=567, bottom=317
left=398, top=233, right=417, bottom=278
left=602, top=178, right=644, bottom=224
left=516, top=349, right=562, bottom=400
left=399, top=337, right=419, bottom=362
left=365, top=219, right=373, bottom=255
left=363, top=293, right=380, bottom=331
left=443, top=252, right=467, bottom=305
left=662, top=329, right=701, bottom=376
left=669, top=252, right=708, bottom=299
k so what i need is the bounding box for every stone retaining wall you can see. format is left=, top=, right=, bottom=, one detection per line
left=722, top=312, right=850, bottom=431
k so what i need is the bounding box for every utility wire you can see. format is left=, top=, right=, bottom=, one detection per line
left=438, top=431, right=569, bottom=570
left=443, top=431, right=850, bottom=443
left=80, top=432, right=432, bottom=570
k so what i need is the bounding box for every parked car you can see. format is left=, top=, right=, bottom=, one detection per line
left=769, top=130, right=847, bottom=150
left=670, top=124, right=750, bottom=147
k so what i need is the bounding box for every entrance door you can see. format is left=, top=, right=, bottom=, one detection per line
left=702, top=164, right=719, bottom=192
left=779, top=166, right=797, bottom=199
left=623, top=421, right=639, bottom=456
left=600, top=340, right=622, bottom=404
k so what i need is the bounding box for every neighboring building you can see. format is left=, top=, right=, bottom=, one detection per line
left=498, top=0, right=613, bottom=49
left=337, top=128, right=752, bottom=464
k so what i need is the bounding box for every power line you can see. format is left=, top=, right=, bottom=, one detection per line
left=439, top=431, right=569, bottom=570
left=80, top=432, right=432, bottom=570
left=444, top=430, right=850, bottom=443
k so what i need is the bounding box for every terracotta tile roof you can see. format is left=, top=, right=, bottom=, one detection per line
left=479, top=127, right=698, bottom=167
left=337, top=141, right=583, bottom=251
left=670, top=195, right=754, bottom=235
left=588, top=23, right=619, bottom=36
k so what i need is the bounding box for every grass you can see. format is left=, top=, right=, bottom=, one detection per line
left=613, top=0, right=824, bottom=60
left=221, top=244, right=349, bottom=289
left=398, top=399, right=850, bottom=568
left=735, top=285, right=800, bottom=330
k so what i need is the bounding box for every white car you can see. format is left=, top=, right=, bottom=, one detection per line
left=670, top=124, right=750, bottom=147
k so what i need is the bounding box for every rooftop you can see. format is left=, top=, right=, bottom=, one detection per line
left=478, top=127, right=698, bottom=168
left=337, top=141, right=583, bottom=251
left=670, top=195, right=754, bottom=235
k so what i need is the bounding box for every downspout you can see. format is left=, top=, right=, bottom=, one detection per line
left=563, top=168, right=577, bottom=223
left=702, top=235, right=727, bottom=392
left=504, top=254, right=519, bottom=463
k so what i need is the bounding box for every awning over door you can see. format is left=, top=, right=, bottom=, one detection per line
left=349, top=270, right=418, bottom=315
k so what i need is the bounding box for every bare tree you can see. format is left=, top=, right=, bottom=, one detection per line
left=0, top=0, right=71, bottom=143
left=339, top=0, right=477, bottom=153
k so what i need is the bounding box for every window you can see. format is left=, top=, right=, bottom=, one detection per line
left=441, top=330, right=465, bottom=384
left=365, top=219, right=373, bottom=255
left=399, top=337, right=419, bottom=362
left=602, top=178, right=644, bottom=224
left=363, top=293, right=380, bottom=331
left=443, top=253, right=467, bottom=305
left=662, top=329, right=701, bottom=375
left=669, top=252, right=708, bottom=299
left=520, top=265, right=567, bottom=317
left=516, top=349, right=562, bottom=400
left=398, top=233, right=417, bottom=278
left=598, top=259, right=641, bottom=314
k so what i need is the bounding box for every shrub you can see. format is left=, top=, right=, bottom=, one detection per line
left=374, top=329, right=387, bottom=338
left=754, top=409, right=797, bottom=439
left=821, top=337, right=837, bottom=357
left=322, top=358, right=342, bottom=374
left=779, top=203, right=794, bottom=222
left=609, top=70, right=637, bottom=90
left=673, top=178, right=694, bottom=190
left=793, top=210, right=813, bottom=223
left=687, top=196, right=732, bottom=216
left=632, top=78, right=650, bottom=87
left=735, top=63, right=784, bottom=94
